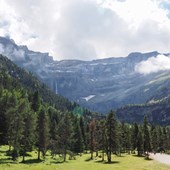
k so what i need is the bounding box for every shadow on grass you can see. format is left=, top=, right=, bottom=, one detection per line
left=132, top=155, right=145, bottom=158
left=21, top=159, right=43, bottom=164
left=116, top=155, right=125, bottom=157
left=0, top=158, right=14, bottom=164
left=85, top=157, right=93, bottom=162
left=104, top=161, right=120, bottom=164
left=95, top=160, right=104, bottom=163
left=132, top=154, right=153, bottom=161
left=94, top=160, right=120, bottom=164
left=144, top=158, right=153, bottom=161
left=50, top=160, right=65, bottom=164
left=0, top=150, right=7, bottom=154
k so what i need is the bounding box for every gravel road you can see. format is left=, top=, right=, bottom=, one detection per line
left=150, top=153, right=170, bottom=166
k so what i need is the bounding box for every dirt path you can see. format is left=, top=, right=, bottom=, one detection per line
left=150, top=153, right=170, bottom=166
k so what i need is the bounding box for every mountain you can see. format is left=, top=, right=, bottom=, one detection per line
left=116, top=94, right=170, bottom=125
left=0, top=54, right=73, bottom=111
left=116, top=73, right=170, bottom=125
left=1, top=36, right=170, bottom=115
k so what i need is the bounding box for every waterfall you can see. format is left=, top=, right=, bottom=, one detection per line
left=55, top=82, right=58, bottom=94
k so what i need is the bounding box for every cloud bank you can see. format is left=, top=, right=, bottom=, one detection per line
left=135, top=54, right=170, bottom=74
left=0, top=42, right=26, bottom=61
left=1, top=0, right=170, bottom=60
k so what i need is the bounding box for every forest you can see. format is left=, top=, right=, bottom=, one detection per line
left=0, top=69, right=170, bottom=164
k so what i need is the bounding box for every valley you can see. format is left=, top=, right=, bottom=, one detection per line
left=0, top=37, right=170, bottom=117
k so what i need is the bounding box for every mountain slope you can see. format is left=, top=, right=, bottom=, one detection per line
left=0, top=54, right=73, bottom=111
left=116, top=100, right=170, bottom=125
left=1, top=36, right=170, bottom=115
left=116, top=73, right=170, bottom=125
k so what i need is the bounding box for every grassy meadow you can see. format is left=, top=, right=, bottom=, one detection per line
left=0, top=146, right=170, bottom=170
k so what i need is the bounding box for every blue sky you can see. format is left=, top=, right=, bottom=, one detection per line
left=0, top=0, right=170, bottom=60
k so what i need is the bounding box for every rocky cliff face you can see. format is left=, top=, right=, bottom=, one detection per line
left=1, top=36, right=170, bottom=113
left=0, top=36, right=53, bottom=69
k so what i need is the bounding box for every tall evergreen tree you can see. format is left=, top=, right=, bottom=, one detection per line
left=105, top=110, right=118, bottom=163
left=143, top=116, right=151, bottom=158
left=137, top=127, right=143, bottom=156
left=0, top=86, right=7, bottom=145
left=98, top=119, right=106, bottom=161
left=89, top=119, right=96, bottom=160
left=150, top=125, right=158, bottom=153
left=21, top=108, right=36, bottom=162
left=73, top=118, right=84, bottom=155
left=56, top=112, right=73, bottom=162
left=131, top=123, right=139, bottom=152
left=37, top=107, right=49, bottom=160
left=7, top=97, right=26, bottom=160
left=31, top=91, right=41, bottom=112
left=79, top=117, right=86, bottom=151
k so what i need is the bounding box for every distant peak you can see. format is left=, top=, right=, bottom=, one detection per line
left=127, top=51, right=159, bottom=58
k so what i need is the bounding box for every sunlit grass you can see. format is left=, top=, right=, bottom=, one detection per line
left=0, top=145, right=170, bottom=170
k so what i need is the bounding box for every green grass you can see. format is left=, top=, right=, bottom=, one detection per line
left=0, top=146, right=170, bottom=170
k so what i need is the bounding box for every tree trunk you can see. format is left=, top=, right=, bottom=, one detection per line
left=38, top=148, right=41, bottom=160
left=91, top=151, right=93, bottom=160
left=63, top=149, right=67, bottom=162
left=102, top=151, right=105, bottom=161
left=96, top=150, right=98, bottom=157
left=107, top=150, right=112, bottom=163
left=108, top=154, right=111, bottom=163
left=8, top=144, right=11, bottom=151
left=107, top=150, right=111, bottom=163
left=22, top=152, right=25, bottom=162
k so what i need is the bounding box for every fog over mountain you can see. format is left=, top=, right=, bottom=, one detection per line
left=1, top=36, right=170, bottom=113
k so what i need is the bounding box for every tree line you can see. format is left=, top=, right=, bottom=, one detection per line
left=0, top=72, right=170, bottom=163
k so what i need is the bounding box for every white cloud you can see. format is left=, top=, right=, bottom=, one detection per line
left=0, top=42, right=26, bottom=61
left=135, top=54, right=170, bottom=74
left=0, top=0, right=170, bottom=60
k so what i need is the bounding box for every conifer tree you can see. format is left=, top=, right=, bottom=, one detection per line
left=98, top=119, right=106, bottom=161
left=31, top=91, right=41, bottom=112
left=80, top=117, right=86, bottom=150
left=56, top=112, right=73, bottom=162
left=73, top=118, right=84, bottom=155
left=105, top=110, right=118, bottom=163
left=143, top=116, right=151, bottom=158
left=0, top=86, right=7, bottom=145
left=89, top=119, right=96, bottom=160
left=150, top=125, right=158, bottom=152
left=21, top=109, right=36, bottom=162
left=137, top=128, right=143, bottom=156
left=37, top=107, right=49, bottom=160
left=7, top=97, right=26, bottom=161
left=131, top=123, right=139, bottom=152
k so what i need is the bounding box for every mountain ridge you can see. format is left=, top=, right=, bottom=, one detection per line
left=1, top=36, right=170, bottom=115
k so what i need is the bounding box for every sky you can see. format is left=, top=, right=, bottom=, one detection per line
left=1, top=0, right=170, bottom=61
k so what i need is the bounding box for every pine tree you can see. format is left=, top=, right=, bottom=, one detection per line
left=150, top=125, right=158, bottom=153
left=89, top=119, right=96, bottom=160
left=0, top=86, right=7, bottom=145
left=31, top=91, right=41, bottom=112
left=120, top=123, right=131, bottom=153
left=105, top=110, right=118, bottom=163
left=98, top=119, right=106, bottom=161
left=162, top=127, right=167, bottom=152
left=56, top=112, right=73, bottom=162
left=143, top=116, right=151, bottom=158
left=131, top=123, right=139, bottom=152
left=21, top=108, right=36, bottom=162
left=137, top=127, right=143, bottom=156
left=73, top=118, right=84, bottom=155
left=7, top=97, right=26, bottom=161
left=79, top=117, right=86, bottom=151
left=37, top=107, right=49, bottom=160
